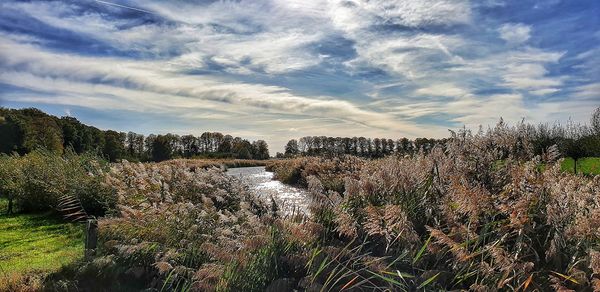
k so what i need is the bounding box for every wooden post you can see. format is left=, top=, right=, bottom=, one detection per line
left=85, top=219, right=98, bottom=260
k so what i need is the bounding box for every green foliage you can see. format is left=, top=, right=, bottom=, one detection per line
left=561, top=157, right=600, bottom=175
left=0, top=112, right=26, bottom=154
left=0, top=107, right=272, bottom=162
left=152, top=134, right=176, bottom=162
left=0, top=150, right=116, bottom=215
left=103, top=130, right=126, bottom=162
left=0, top=155, right=25, bottom=214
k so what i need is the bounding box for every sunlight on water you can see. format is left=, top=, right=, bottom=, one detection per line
left=226, top=166, right=309, bottom=215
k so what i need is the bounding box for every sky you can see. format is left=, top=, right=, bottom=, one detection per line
left=0, top=0, right=598, bottom=152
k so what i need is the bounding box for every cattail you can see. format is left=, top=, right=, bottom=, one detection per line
left=590, top=250, right=600, bottom=275
left=154, top=261, right=173, bottom=275
left=334, top=208, right=358, bottom=238
left=428, top=227, right=472, bottom=263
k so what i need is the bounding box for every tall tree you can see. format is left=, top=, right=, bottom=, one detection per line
left=180, top=134, right=197, bottom=158
left=125, top=132, right=145, bottom=160
left=591, top=107, right=600, bottom=136
left=24, top=116, right=63, bottom=153
left=152, top=135, right=173, bottom=162
left=61, top=117, right=85, bottom=153
left=103, top=130, right=126, bottom=162
left=285, top=139, right=299, bottom=157
left=254, top=140, right=270, bottom=160
left=218, top=135, right=233, bottom=154
left=0, top=112, right=26, bottom=154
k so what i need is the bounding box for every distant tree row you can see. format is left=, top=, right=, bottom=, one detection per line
left=279, top=108, right=600, bottom=166
left=279, top=136, right=448, bottom=158
left=0, top=108, right=270, bottom=162
left=526, top=107, right=600, bottom=172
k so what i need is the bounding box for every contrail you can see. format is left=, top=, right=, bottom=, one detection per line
left=94, top=0, right=154, bottom=14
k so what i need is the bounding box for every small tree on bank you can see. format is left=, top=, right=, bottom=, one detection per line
left=0, top=154, right=24, bottom=214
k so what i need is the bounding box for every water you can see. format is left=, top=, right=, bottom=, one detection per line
left=226, top=166, right=310, bottom=215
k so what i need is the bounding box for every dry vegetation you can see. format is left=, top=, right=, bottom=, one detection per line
left=1, top=120, right=599, bottom=291
left=164, top=158, right=269, bottom=170
left=265, top=155, right=365, bottom=193
left=267, top=122, right=600, bottom=291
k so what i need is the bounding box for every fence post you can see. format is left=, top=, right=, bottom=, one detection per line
left=85, top=218, right=98, bottom=260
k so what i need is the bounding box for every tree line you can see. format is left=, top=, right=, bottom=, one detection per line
left=0, top=108, right=270, bottom=162
left=280, top=107, right=600, bottom=167
left=280, top=136, right=447, bottom=158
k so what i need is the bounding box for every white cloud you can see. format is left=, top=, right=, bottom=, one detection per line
left=347, top=33, right=466, bottom=79
left=502, top=62, right=563, bottom=93
left=574, top=47, right=600, bottom=80
left=0, top=0, right=595, bottom=151
left=415, top=83, right=469, bottom=97
left=498, top=23, right=532, bottom=44
left=450, top=47, right=565, bottom=95
left=529, top=88, right=560, bottom=95
left=4, top=0, right=325, bottom=74
left=387, top=93, right=527, bottom=126
left=0, top=38, right=433, bottom=138
left=573, top=82, right=600, bottom=99
left=328, top=0, right=471, bottom=34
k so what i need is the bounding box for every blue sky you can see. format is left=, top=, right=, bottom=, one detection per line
left=0, top=0, right=598, bottom=151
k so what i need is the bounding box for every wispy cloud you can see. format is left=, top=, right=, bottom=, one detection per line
left=498, top=23, right=531, bottom=44
left=0, top=38, right=430, bottom=135
left=0, top=0, right=598, bottom=151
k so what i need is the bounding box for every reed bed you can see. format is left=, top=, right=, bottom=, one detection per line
left=2, top=120, right=598, bottom=291
left=268, top=122, right=600, bottom=291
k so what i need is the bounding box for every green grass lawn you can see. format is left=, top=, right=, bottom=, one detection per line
left=560, top=157, right=600, bottom=175
left=0, top=210, right=84, bottom=280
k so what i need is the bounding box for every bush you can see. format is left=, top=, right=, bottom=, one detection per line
left=0, top=154, right=25, bottom=214
left=0, top=150, right=116, bottom=216
left=266, top=156, right=365, bottom=193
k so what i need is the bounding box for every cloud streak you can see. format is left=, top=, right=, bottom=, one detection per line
left=0, top=0, right=598, bottom=151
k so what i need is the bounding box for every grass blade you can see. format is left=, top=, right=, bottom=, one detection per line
left=550, top=271, right=579, bottom=285
left=340, top=275, right=359, bottom=291
left=413, top=235, right=432, bottom=264
left=417, top=272, right=440, bottom=289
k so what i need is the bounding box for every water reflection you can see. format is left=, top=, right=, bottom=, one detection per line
left=226, top=166, right=309, bottom=215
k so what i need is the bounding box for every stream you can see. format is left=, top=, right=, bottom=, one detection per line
left=226, top=166, right=310, bottom=215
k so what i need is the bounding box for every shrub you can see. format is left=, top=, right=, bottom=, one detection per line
left=0, top=154, right=25, bottom=214
left=266, top=155, right=365, bottom=193
left=0, top=150, right=116, bottom=215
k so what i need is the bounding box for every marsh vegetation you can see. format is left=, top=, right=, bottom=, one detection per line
left=0, top=107, right=599, bottom=291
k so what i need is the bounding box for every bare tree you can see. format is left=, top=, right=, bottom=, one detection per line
left=592, top=106, right=600, bottom=135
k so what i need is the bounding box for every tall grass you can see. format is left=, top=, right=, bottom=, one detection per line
left=272, top=123, right=600, bottom=290
left=4, top=120, right=599, bottom=291
left=266, top=155, right=365, bottom=193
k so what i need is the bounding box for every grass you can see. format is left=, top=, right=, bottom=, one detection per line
left=560, top=157, right=600, bottom=175
left=0, top=209, right=84, bottom=286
